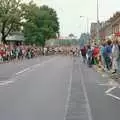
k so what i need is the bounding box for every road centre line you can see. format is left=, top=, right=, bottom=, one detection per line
left=79, top=65, right=93, bottom=120
left=64, top=59, right=73, bottom=120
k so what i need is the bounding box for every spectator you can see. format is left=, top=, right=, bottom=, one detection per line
left=80, top=46, right=87, bottom=63
left=112, top=40, right=119, bottom=74
left=92, top=43, right=100, bottom=65
left=100, top=41, right=106, bottom=70
left=104, top=40, right=112, bottom=71
left=86, top=45, right=93, bottom=67
left=117, top=40, right=120, bottom=72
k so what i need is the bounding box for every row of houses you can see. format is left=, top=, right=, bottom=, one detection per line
left=90, top=12, right=120, bottom=41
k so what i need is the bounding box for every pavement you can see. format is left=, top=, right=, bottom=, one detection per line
left=0, top=56, right=120, bottom=120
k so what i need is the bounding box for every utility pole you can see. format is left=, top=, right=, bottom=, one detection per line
left=80, top=16, right=89, bottom=45
left=80, top=16, right=89, bottom=34
left=87, top=17, right=89, bottom=34
left=96, top=0, right=100, bottom=43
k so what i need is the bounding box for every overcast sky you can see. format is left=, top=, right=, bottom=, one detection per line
left=27, top=0, right=120, bottom=37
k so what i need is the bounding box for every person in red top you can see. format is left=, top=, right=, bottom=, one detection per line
left=80, top=46, right=87, bottom=63
left=93, top=44, right=100, bottom=65
left=0, top=48, right=6, bottom=61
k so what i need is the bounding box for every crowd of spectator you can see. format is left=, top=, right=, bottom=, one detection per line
left=80, top=39, right=120, bottom=74
left=0, top=44, right=43, bottom=63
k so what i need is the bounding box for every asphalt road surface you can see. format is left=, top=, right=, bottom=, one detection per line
left=0, top=56, right=120, bottom=120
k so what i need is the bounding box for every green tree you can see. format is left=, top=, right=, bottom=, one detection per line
left=22, top=2, right=60, bottom=46
left=0, top=0, right=23, bottom=43
left=22, top=2, right=43, bottom=45
left=39, top=5, right=59, bottom=40
left=69, top=33, right=74, bottom=38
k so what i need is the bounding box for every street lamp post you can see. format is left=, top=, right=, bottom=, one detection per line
left=87, top=17, right=89, bottom=34
left=80, top=16, right=89, bottom=34
left=80, top=16, right=90, bottom=44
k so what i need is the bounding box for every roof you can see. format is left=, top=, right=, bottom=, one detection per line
left=107, top=11, right=120, bottom=23
left=6, top=32, right=25, bottom=41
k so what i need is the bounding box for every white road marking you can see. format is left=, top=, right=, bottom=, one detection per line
left=99, top=83, right=113, bottom=86
left=98, top=77, right=120, bottom=101
left=0, top=80, right=14, bottom=86
left=64, top=59, right=73, bottom=120
left=15, top=57, right=58, bottom=76
left=0, top=57, right=59, bottom=87
left=15, top=68, right=30, bottom=75
left=102, top=74, right=108, bottom=77
left=98, top=81, right=119, bottom=87
left=105, top=86, right=116, bottom=94
left=79, top=66, right=93, bottom=120
left=107, top=93, right=120, bottom=101
left=99, top=83, right=118, bottom=87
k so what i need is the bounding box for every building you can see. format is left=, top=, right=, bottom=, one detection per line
left=110, top=12, right=120, bottom=39
left=0, top=31, right=24, bottom=45
left=90, top=23, right=97, bottom=41
left=6, top=32, right=24, bottom=45
left=99, top=12, right=120, bottom=40
left=99, top=21, right=112, bottom=40
left=90, top=22, right=104, bottom=42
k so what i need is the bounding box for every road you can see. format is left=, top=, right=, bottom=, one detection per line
left=0, top=56, right=120, bottom=120
left=0, top=56, right=73, bottom=120
left=68, top=57, right=120, bottom=120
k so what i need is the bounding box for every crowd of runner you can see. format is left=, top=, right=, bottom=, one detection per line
left=80, top=39, right=120, bottom=74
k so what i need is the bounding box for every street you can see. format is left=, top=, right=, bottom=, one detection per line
left=0, top=56, right=120, bottom=120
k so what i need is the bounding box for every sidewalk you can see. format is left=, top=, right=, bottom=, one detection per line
left=94, top=65, right=120, bottom=84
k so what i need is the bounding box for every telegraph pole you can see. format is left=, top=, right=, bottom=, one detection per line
left=96, top=0, right=99, bottom=43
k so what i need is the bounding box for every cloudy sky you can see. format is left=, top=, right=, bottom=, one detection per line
left=26, top=0, right=120, bottom=37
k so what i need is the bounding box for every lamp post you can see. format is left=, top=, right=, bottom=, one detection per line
left=80, top=16, right=89, bottom=34
left=80, top=16, right=90, bottom=45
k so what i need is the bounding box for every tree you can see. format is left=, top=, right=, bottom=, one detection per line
left=22, top=1, right=44, bottom=45
left=69, top=33, right=74, bottom=38
left=22, top=2, right=60, bottom=46
left=0, top=0, right=23, bottom=43
left=39, top=5, right=59, bottom=40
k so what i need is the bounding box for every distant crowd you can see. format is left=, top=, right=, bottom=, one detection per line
left=0, top=44, right=43, bottom=62
left=80, top=39, right=120, bottom=74
left=0, top=44, right=80, bottom=63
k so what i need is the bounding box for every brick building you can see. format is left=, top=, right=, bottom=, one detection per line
left=99, top=12, right=120, bottom=40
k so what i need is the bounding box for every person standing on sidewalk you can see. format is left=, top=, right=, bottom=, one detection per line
left=92, top=43, right=100, bottom=65
left=112, top=40, right=119, bottom=74
left=86, top=45, right=93, bottom=67
left=104, top=40, right=112, bottom=71
left=117, top=40, right=120, bottom=72
left=80, top=46, right=87, bottom=63
left=100, top=41, right=106, bottom=70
